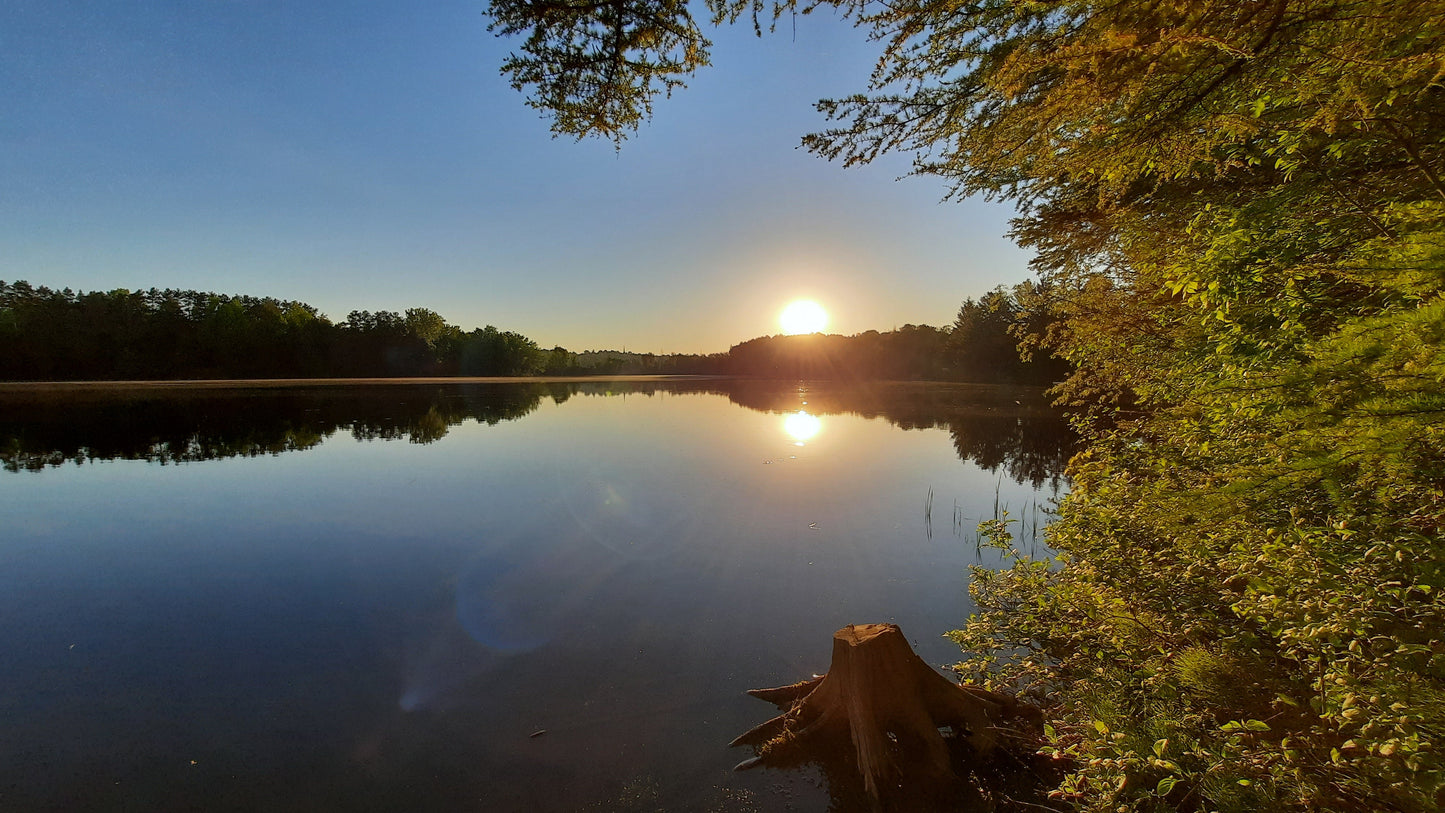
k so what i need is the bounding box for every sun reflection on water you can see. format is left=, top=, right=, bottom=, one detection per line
left=783, top=411, right=821, bottom=445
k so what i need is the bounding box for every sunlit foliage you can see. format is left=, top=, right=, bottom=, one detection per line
left=488, top=0, right=1445, bottom=809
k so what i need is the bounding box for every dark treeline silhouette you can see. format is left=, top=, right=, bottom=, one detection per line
left=727, top=325, right=950, bottom=380
left=945, top=282, right=1070, bottom=384
left=0, top=282, right=556, bottom=380
left=1, top=280, right=1064, bottom=384
left=594, top=284, right=1069, bottom=383
left=1, top=380, right=1073, bottom=487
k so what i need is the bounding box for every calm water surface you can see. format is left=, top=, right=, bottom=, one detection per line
left=0, top=380, right=1071, bottom=811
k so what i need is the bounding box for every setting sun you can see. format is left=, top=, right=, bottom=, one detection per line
left=779, top=300, right=828, bottom=335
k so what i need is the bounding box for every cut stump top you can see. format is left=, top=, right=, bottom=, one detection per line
left=834, top=623, right=898, bottom=646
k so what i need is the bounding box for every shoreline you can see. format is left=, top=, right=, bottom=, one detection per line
left=0, top=375, right=727, bottom=393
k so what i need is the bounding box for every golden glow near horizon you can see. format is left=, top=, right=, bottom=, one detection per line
left=783, top=411, right=822, bottom=445
left=779, top=299, right=828, bottom=335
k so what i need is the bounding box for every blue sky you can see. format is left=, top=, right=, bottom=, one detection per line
left=0, top=0, right=1033, bottom=354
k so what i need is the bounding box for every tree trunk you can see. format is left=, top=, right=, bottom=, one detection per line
left=731, top=623, right=1041, bottom=804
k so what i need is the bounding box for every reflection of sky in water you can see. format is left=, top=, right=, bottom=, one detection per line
left=455, top=551, right=565, bottom=653
left=0, top=385, right=1066, bottom=811
left=557, top=458, right=673, bottom=560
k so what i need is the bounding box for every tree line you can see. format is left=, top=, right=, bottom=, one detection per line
left=0, top=282, right=559, bottom=380
left=486, top=0, right=1445, bottom=810
left=0, top=279, right=1066, bottom=384
left=726, top=282, right=1067, bottom=383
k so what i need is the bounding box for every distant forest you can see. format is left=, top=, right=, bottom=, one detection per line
left=0, top=280, right=1066, bottom=384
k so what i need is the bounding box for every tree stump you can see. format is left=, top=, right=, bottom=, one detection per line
left=730, top=623, right=1041, bottom=803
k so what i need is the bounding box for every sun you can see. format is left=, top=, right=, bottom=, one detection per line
left=784, top=411, right=821, bottom=444
left=779, top=300, right=828, bottom=335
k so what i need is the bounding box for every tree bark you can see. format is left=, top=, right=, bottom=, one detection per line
left=731, top=623, right=1042, bottom=804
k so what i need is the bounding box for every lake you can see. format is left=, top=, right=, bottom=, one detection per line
left=0, top=379, right=1072, bottom=811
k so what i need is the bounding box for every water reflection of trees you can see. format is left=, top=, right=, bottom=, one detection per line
left=718, top=380, right=1076, bottom=489
left=948, top=417, right=1074, bottom=490
left=0, top=385, right=553, bottom=472
left=1, top=381, right=1074, bottom=483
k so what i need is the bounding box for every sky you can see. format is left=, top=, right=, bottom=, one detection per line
left=0, top=0, right=1035, bottom=354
